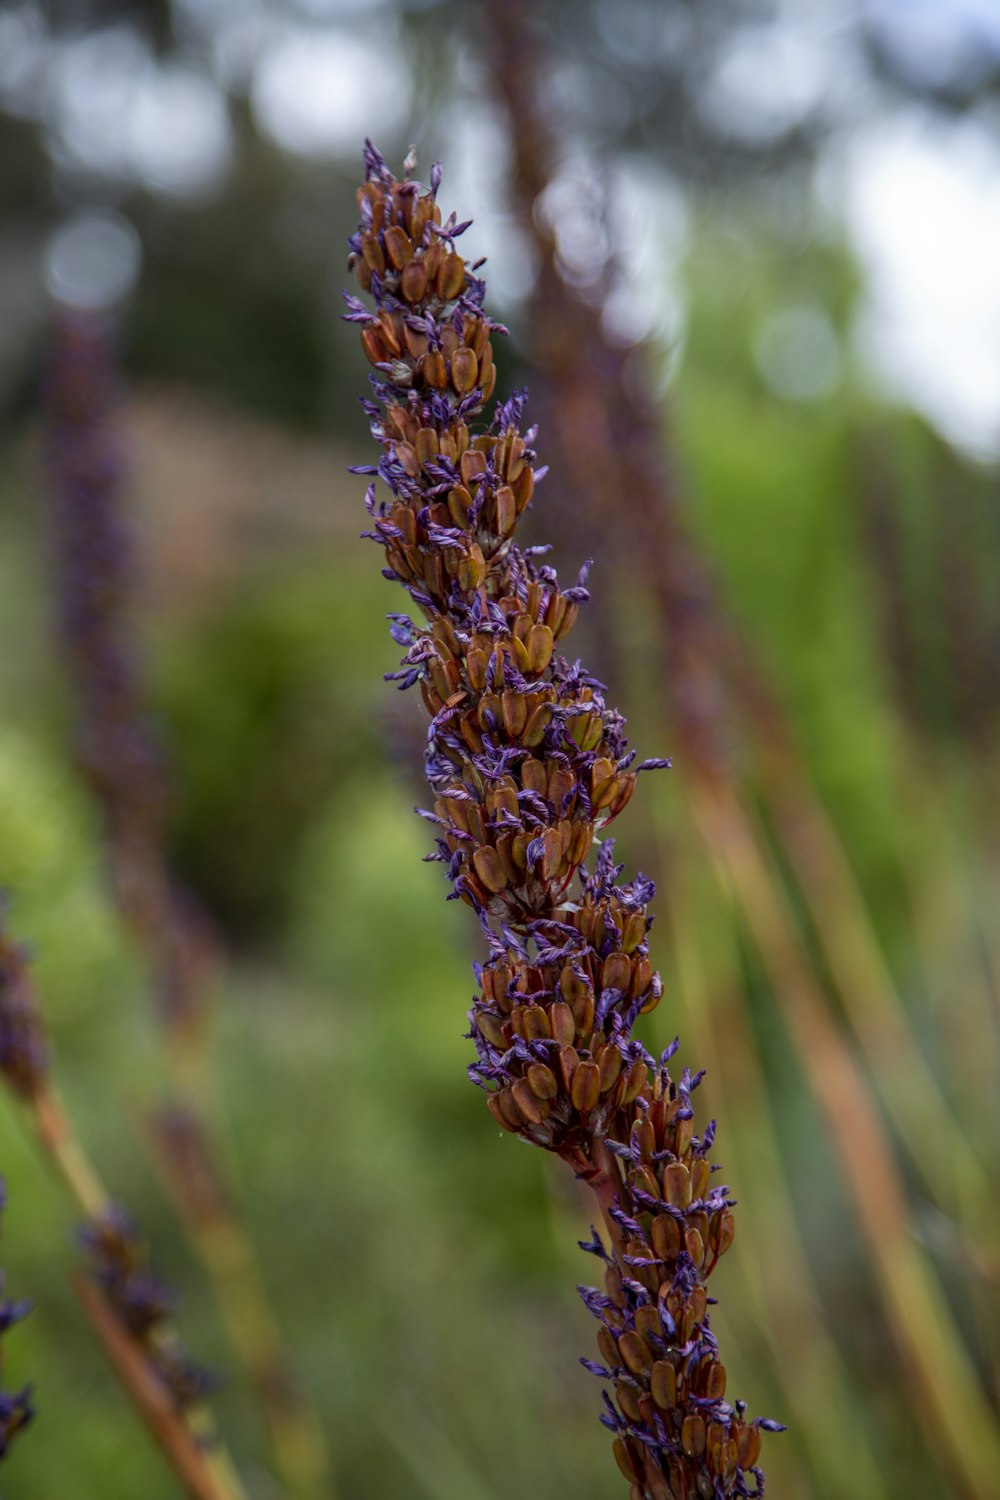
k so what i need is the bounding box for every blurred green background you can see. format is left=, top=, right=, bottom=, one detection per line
left=1, top=1, right=999, bottom=1497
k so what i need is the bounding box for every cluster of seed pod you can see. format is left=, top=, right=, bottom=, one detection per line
left=348, top=141, right=777, bottom=1499
left=471, top=846, right=662, bottom=1147
left=361, top=395, right=640, bottom=919
left=426, top=648, right=641, bottom=918
left=579, top=1055, right=776, bottom=1500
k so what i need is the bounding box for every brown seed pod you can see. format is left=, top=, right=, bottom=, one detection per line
left=681, top=1414, right=707, bottom=1459
left=691, top=1157, right=711, bottom=1200
left=572, top=989, right=596, bottom=1037
left=438, top=251, right=466, bottom=301
left=705, top=1361, right=727, bottom=1400
left=399, top=258, right=428, bottom=304
left=511, top=463, right=535, bottom=512
left=613, top=1439, right=639, bottom=1486
left=492, top=1088, right=523, bottom=1132
left=634, top=1305, right=661, bottom=1345
left=662, top=1162, right=692, bottom=1209
left=360, top=327, right=388, bottom=366
left=525, top=623, right=554, bottom=675
left=643, top=1452, right=672, bottom=1500
left=383, top=225, right=412, bottom=269
left=602, top=952, right=631, bottom=993
left=422, top=349, right=447, bottom=388
left=737, top=1424, right=762, bottom=1470
left=494, top=484, right=517, bottom=538
left=598, top=1045, right=623, bottom=1093
left=472, top=846, right=507, bottom=894
left=457, top=543, right=486, bottom=591
left=570, top=1060, right=600, bottom=1112
left=709, top=1207, right=736, bottom=1262
left=527, top=1063, right=558, bottom=1100
left=548, top=1001, right=575, bottom=1046
left=619, top=1331, right=653, bottom=1377
left=651, top=1214, right=681, bottom=1261
left=520, top=1006, right=552, bottom=1041
left=512, top=1077, right=548, bottom=1125
left=650, top=1359, right=677, bottom=1411
left=361, top=230, right=385, bottom=275
left=628, top=1163, right=659, bottom=1203
left=557, top=1045, right=580, bottom=1092
left=460, top=448, right=488, bottom=486
left=410, top=196, right=433, bottom=241
left=598, top=1326, right=619, bottom=1370
left=616, top=1383, right=642, bottom=1425
left=475, top=1011, right=506, bottom=1049
left=685, top=1227, right=706, bottom=1268
left=522, top=703, right=553, bottom=747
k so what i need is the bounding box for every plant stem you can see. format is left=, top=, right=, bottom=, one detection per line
left=73, top=1273, right=243, bottom=1500
left=20, top=1082, right=249, bottom=1500
left=695, top=778, right=1000, bottom=1500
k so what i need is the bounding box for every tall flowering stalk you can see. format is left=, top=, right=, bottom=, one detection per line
left=44, top=303, right=330, bottom=1499
left=346, top=142, right=779, bottom=1500
left=0, top=913, right=246, bottom=1500
left=44, top=306, right=198, bottom=1036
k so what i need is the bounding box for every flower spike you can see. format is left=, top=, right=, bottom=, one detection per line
left=346, top=145, right=781, bottom=1499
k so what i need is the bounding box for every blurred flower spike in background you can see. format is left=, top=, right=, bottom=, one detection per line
left=0, top=1179, right=32, bottom=1460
